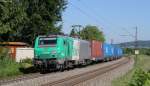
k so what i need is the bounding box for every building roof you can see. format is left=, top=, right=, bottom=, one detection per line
left=0, top=42, right=28, bottom=46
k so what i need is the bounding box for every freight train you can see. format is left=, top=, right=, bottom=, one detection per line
left=33, top=35, right=123, bottom=72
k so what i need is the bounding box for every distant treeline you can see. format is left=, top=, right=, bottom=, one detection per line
left=124, top=48, right=150, bottom=55
left=118, top=40, right=150, bottom=48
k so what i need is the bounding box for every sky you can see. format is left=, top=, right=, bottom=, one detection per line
left=62, top=0, right=150, bottom=43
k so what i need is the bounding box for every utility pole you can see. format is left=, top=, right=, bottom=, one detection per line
left=134, top=27, right=138, bottom=66
left=135, top=27, right=138, bottom=48
left=120, top=27, right=138, bottom=66
left=72, top=25, right=82, bottom=38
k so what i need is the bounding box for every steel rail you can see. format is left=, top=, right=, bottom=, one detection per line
left=42, top=57, right=130, bottom=86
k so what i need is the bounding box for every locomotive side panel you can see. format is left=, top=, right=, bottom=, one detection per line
left=72, top=39, right=80, bottom=60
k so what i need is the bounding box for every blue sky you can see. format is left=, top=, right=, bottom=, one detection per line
left=62, top=0, right=150, bottom=43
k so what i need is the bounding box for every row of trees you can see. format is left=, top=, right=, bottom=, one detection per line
left=0, top=0, right=67, bottom=45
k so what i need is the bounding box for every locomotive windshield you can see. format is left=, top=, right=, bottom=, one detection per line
left=39, top=37, right=57, bottom=47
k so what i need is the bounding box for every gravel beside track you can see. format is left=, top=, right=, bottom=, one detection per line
left=75, top=57, right=134, bottom=86
left=0, top=57, right=131, bottom=86
left=0, top=73, right=42, bottom=85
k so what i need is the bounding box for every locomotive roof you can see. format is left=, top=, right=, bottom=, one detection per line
left=38, top=35, right=69, bottom=38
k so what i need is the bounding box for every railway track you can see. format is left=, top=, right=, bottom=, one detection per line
left=0, top=57, right=130, bottom=86
left=42, top=57, right=130, bottom=86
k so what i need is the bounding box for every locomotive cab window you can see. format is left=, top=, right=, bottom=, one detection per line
left=39, top=37, right=57, bottom=47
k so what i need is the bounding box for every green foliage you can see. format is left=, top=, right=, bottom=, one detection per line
left=112, top=55, right=150, bottom=86
left=0, top=0, right=28, bottom=40
left=123, top=48, right=150, bottom=56
left=80, top=25, right=105, bottom=42
left=123, top=48, right=134, bottom=55
left=0, top=58, right=21, bottom=78
left=0, top=47, right=9, bottom=60
left=144, top=80, right=150, bottom=86
left=20, top=58, right=32, bottom=64
left=70, top=29, right=78, bottom=37
left=0, top=48, right=21, bottom=78
left=139, top=48, right=150, bottom=56
left=129, top=69, right=150, bottom=86
left=20, top=58, right=33, bottom=69
left=0, top=48, right=35, bottom=78
left=0, top=0, right=67, bottom=45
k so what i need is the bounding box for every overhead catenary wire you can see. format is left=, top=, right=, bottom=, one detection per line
left=69, top=2, right=118, bottom=43
left=69, top=1, right=136, bottom=43
left=69, top=1, right=120, bottom=43
left=69, top=2, right=104, bottom=30
left=77, top=0, right=135, bottom=39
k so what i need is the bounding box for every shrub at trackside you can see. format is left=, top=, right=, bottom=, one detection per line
left=129, top=69, right=150, bottom=86
left=0, top=48, right=35, bottom=78
left=0, top=48, right=21, bottom=78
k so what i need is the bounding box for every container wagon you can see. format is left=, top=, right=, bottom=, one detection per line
left=103, top=43, right=114, bottom=61
left=114, top=47, right=119, bottom=59
left=91, top=40, right=103, bottom=61
left=115, top=47, right=122, bottom=58
left=78, top=40, right=91, bottom=65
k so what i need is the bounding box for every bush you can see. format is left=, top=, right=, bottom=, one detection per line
left=129, top=69, right=150, bottom=86
left=19, top=58, right=36, bottom=74
left=0, top=60, right=21, bottom=78
left=0, top=47, right=36, bottom=78
left=0, top=47, right=22, bottom=78
left=20, top=58, right=32, bottom=64
left=144, top=80, right=150, bottom=86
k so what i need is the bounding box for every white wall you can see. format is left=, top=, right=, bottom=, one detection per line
left=16, top=48, right=34, bottom=62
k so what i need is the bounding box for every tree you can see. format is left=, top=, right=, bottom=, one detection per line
left=80, top=25, right=105, bottom=42
left=69, top=29, right=78, bottom=37
left=0, top=0, right=67, bottom=45
left=0, top=0, right=28, bottom=41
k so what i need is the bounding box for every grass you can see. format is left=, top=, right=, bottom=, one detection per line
left=112, top=55, right=150, bottom=86
left=0, top=58, right=35, bottom=79
left=0, top=57, right=22, bottom=79
left=0, top=48, right=34, bottom=79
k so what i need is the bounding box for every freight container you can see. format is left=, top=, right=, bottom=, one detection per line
left=103, top=43, right=113, bottom=58
left=114, top=47, right=119, bottom=58
left=118, top=48, right=123, bottom=58
left=111, top=46, right=115, bottom=57
left=91, top=40, right=103, bottom=61
left=114, top=47, right=123, bottom=58
left=79, top=40, right=91, bottom=63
